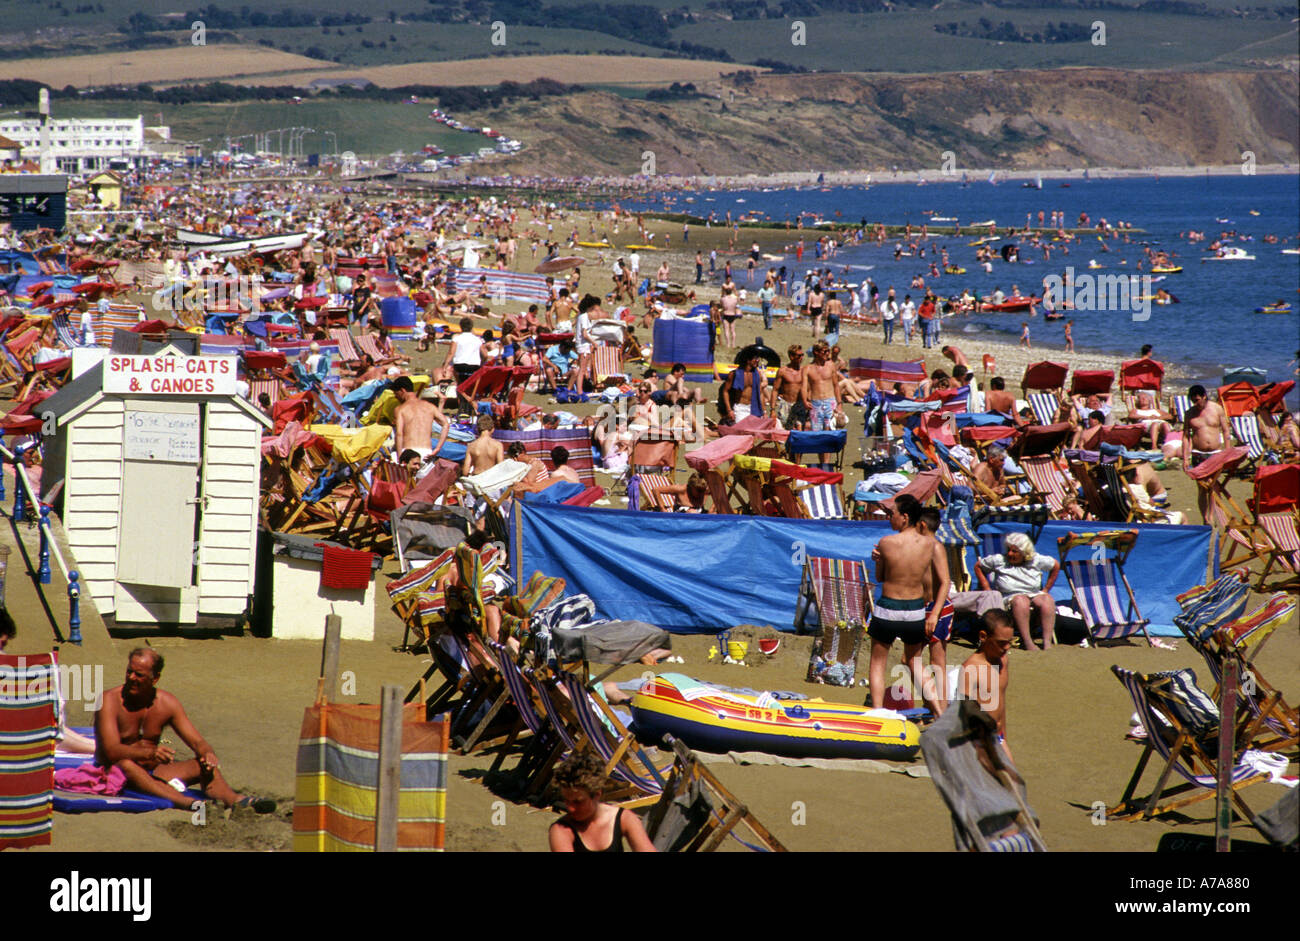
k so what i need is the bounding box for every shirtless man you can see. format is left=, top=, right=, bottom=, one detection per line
left=972, top=444, right=1013, bottom=497
left=822, top=290, right=844, bottom=340
left=957, top=610, right=1015, bottom=761
left=1181, top=384, right=1233, bottom=523
left=770, top=344, right=808, bottom=430
left=95, top=649, right=273, bottom=812
left=941, top=345, right=969, bottom=370
left=868, top=495, right=950, bottom=716
left=463, top=414, right=505, bottom=476
left=393, top=376, right=449, bottom=458
left=801, top=341, right=838, bottom=432
left=985, top=376, right=1018, bottom=420
left=722, top=354, right=766, bottom=424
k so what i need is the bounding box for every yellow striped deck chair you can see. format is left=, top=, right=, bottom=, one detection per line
left=293, top=702, right=449, bottom=851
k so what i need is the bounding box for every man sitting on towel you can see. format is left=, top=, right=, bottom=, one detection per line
left=95, top=648, right=274, bottom=813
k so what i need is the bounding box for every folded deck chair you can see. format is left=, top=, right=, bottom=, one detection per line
left=797, top=556, right=871, bottom=686
left=643, top=735, right=787, bottom=852
left=1057, top=530, right=1152, bottom=645
left=920, top=698, right=1046, bottom=851
left=1108, top=666, right=1268, bottom=823
left=0, top=652, right=58, bottom=849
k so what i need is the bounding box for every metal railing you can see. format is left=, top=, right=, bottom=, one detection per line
left=0, top=439, right=81, bottom=644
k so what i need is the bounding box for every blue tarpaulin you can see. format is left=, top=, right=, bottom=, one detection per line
left=513, top=503, right=1216, bottom=636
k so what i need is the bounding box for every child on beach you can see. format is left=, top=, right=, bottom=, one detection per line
left=1019, top=322, right=1030, bottom=349
left=1063, top=320, right=1074, bottom=352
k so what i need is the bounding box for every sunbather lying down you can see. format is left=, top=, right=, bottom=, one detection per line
left=94, top=649, right=275, bottom=813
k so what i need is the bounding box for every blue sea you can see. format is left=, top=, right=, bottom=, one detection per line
left=593, top=174, right=1300, bottom=404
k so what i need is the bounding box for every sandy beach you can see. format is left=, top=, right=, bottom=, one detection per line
left=5, top=203, right=1292, bottom=855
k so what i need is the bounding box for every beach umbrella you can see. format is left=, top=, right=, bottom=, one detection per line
left=734, top=336, right=780, bottom=369
left=535, top=256, right=585, bottom=274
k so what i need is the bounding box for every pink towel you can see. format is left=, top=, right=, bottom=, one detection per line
left=55, top=763, right=127, bottom=796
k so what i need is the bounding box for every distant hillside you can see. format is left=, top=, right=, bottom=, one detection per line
left=465, top=68, right=1299, bottom=175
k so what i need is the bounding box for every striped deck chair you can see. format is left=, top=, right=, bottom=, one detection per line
left=1018, top=456, right=1074, bottom=516
left=50, top=310, right=82, bottom=348
left=1170, top=394, right=1190, bottom=427
left=592, top=345, right=625, bottom=382
left=1230, top=414, right=1266, bottom=463
left=633, top=472, right=676, bottom=511
left=0, top=652, right=58, bottom=849
left=1027, top=392, right=1061, bottom=427
left=553, top=669, right=667, bottom=808
left=1254, top=509, right=1300, bottom=592
left=1173, top=571, right=1251, bottom=647
left=355, top=333, right=389, bottom=364
left=329, top=328, right=363, bottom=366
left=1057, top=530, right=1152, bottom=645
left=292, top=702, right=449, bottom=851
left=1096, top=461, right=1167, bottom=524
left=1200, top=595, right=1300, bottom=753
left=487, top=642, right=564, bottom=800
left=389, top=545, right=505, bottom=650
left=249, top=377, right=282, bottom=409
left=1108, top=666, right=1267, bottom=823
left=797, top=556, right=871, bottom=684
left=798, top=482, right=845, bottom=520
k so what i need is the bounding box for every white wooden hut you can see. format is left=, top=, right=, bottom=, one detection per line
left=40, top=348, right=271, bottom=626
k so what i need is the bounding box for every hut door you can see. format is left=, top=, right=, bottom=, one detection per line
left=117, top=403, right=201, bottom=588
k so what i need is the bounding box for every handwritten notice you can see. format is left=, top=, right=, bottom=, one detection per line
left=124, top=411, right=200, bottom=463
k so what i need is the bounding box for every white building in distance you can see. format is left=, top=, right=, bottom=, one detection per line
left=0, top=112, right=145, bottom=174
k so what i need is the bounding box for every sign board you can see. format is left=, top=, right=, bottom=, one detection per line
left=104, top=355, right=237, bottom=396
left=124, top=410, right=200, bottom=463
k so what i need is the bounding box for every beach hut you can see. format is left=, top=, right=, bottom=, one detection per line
left=85, top=171, right=125, bottom=210
left=38, top=348, right=270, bottom=627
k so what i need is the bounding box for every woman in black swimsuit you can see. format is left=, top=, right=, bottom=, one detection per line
left=548, top=752, right=656, bottom=852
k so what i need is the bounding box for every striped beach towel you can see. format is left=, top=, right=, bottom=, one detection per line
left=0, top=652, right=59, bottom=850
left=292, top=703, right=449, bottom=852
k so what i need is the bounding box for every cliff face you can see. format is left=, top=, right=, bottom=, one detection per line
left=471, top=68, right=1299, bottom=176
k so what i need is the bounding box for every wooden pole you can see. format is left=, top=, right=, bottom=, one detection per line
left=1214, top=658, right=1238, bottom=852
left=374, top=684, right=402, bottom=853
left=319, top=614, right=342, bottom=704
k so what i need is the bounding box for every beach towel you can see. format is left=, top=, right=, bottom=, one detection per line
left=727, top=366, right=766, bottom=417
left=54, top=763, right=126, bottom=796
left=293, top=703, right=449, bottom=852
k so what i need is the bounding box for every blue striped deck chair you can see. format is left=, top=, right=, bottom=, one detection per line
left=1173, top=571, right=1250, bottom=647
left=1189, top=594, right=1299, bottom=753
left=488, top=642, right=564, bottom=799
left=1027, top=392, right=1060, bottom=427
left=798, top=482, right=845, bottom=520
left=553, top=669, right=667, bottom=808
left=1230, top=414, right=1266, bottom=462
left=1057, top=530, right=1152, bottom=645
left=1095, top=461, right=1166, bottom=524
left=973, top=504, right=1049, bottom=543
left=1108, top=666, right=1267, bottom=823
left=0, top=652, right=59, bottom=849
left=1170, top=394, right=1190, bottom=426
left=50, top=310, right=82, bottom=348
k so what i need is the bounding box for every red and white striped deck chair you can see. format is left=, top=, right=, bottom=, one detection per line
left=592, top=344, right=625, bottom=383
left=797, top=556, right=871, bottom=684
left=249, top=378, right=282, bottom=409
left=354, top=333, right=392, bottom=365
left=635, top=473, right=676, bottom=511
left=1018, top=456, right=1074, bottom=516
left=329, top=328, right=363, bottom=366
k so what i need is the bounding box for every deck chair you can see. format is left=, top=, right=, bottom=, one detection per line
left=592, top=345, right=625, bottom=383
left=1230, top=413, right=1267, bottom=463
left=1019, top=455, right=1075, bottom=516
left=1095, top=461, right=1168, bottom=525
left=328, top=328, right=363, bottom=367
left=1193, top=595, right=1299, bottom=754
left=920, top=698, right=1046, bottom=851
left=798, top=482, right=845, bottom=520
left=553, top=669, right=668, bottom=808
left=1184, top=446, right=1254, bottom=543
left=643, top=735, right=787, bottom=852
left=487, top=642, right=564, bottom=801
left=796, top=556, right=871, bottom=686
left=1108, top=666, right=1268, bottom=823
left=0, top=651, right=58, bottom=849
left=786, top=429, right=847, bottom=471
left=1057, top=530, right=1152, bottom=645
left=634, top=472, right=677, bottom=511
